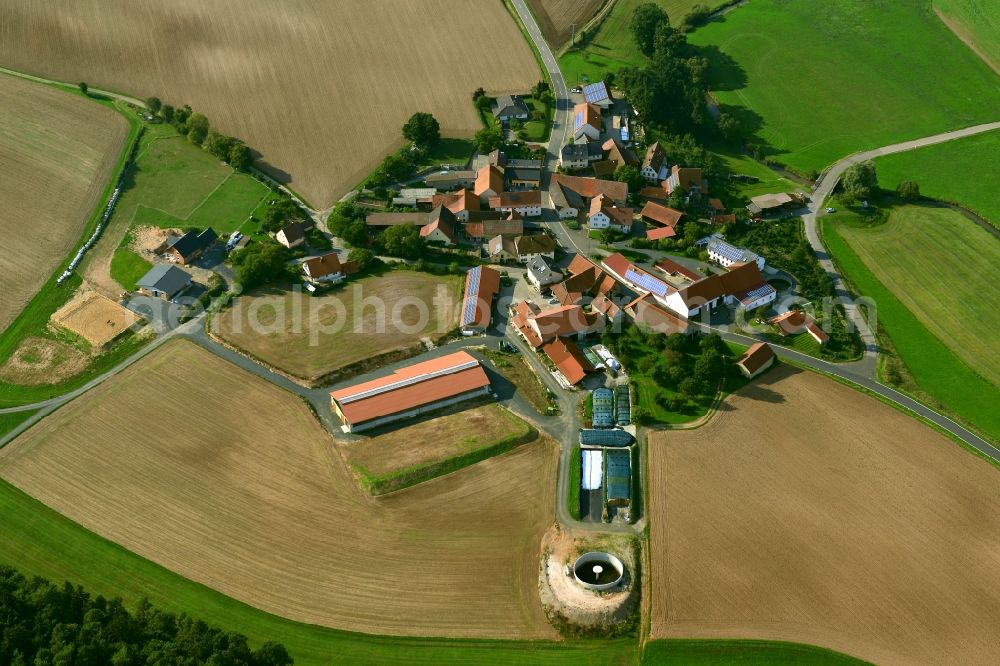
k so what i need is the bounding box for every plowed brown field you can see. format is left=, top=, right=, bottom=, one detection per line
left=0, top=340, right=559, bottom=639
left=0, top=74, right=127, bottom=333
left=528, top=0, right=604, bottom=46
left=0, top=0, right=538, bottom=207
left=648, top=366, right=1000, bottom=666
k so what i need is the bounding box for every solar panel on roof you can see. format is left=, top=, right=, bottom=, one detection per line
left=574, top=110, right=584, bottom=130
left=461, top=267, right=481, bottom=325
left=741, top=284, right=775, bottom=303
left=711, top=240, right=756, bottom=263
left=583, top=81, right=609, bottom=104
left=625, top=267, right=667, bottom=297
left=579, top=429, right=633, bottom=447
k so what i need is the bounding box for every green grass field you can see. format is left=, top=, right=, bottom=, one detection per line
left=558, top=0, right=731, bottom=84
left=829, top=204, right=1000, bottom=388
left=690, top=0, right=1000, bottom=175
left=821, top=213, right=1000, bottom=442
left=711, top=145, right=805, bottom=203
left=0, top=410, right=37, bottom=439
left=933, top=0, right=1000, bottom=73
left=873, top=129, right=1000, bottom=227
left=642, top=639, right=870, bottom=664
left=559, top=0, right=671, bottom=86
left=109, top=123, right=270, bottom=287
left=121, top=130, right=269, bottom=235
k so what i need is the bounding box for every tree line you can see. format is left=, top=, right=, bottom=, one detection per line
left=0, top=565, right=293, bottom=665
left=142, top=96, right=253, bottom=172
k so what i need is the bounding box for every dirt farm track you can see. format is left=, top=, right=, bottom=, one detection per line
left=0, top=340, right=559, bottom=640
left=648, top=367, right=1000, bottom=666
left=0, top=0, right=539, bottom=207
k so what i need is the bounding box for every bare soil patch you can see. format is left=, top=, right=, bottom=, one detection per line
left=0, top=337, right=89, bottom=386
left=51, top=289, right=142, bottom=347
left=0, top=73, right=128, bottom=332
left=648, top=366, right=1000, bottom=666
left=0, top=0, right=538, bottom=207
left=0, top=340, right=559, bottom=639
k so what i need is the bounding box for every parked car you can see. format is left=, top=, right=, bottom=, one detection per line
left=825, top=207, right=836, bottom=213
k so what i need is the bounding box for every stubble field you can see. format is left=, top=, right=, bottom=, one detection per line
left=648, top=366, right=1000, bottom=666
left=214, top=272, right=463, bottom=381
left=0, top=74, right=128, bottom=333
left=0, top=0, right=538, bottom=207
left=0, top=340, right=559, bottom=639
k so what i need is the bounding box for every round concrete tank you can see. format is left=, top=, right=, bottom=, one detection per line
left=572, top=551, right=624, bottom=590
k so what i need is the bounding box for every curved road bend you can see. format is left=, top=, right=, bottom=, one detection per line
left=802, top=121, right=1000, bottom=376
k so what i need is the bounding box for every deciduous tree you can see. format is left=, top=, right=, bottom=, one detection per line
left=896, top=180, right=920, bottom=199
left=474, top=126, right=503, bottom=153
left=402, top=112, right=440, bottom=148
left=229, top=143, right=253, bottom=171
left=186, top=112, right=210, bottom=146
left=842, top=160, right=878, bottom=199
left=379, top=223, right=425, bottom=259
left=630, top=3, right=670, bottom=57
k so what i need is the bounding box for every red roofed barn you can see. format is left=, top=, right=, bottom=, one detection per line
left=329, top=351, right=491, bottom=432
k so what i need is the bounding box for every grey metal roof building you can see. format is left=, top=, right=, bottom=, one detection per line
left=592, top=387, right=615, bottom=428
left=579, top=429, right=634, bottom=447
left=605, top=449, right=631, bottom=502
left=136, top=265, right=192, bottom=300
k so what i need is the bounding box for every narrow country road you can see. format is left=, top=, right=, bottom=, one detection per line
left=801, top=121, right=1000, bottom=377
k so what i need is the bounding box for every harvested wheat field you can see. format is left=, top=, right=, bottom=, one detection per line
left=648, top=366, right=1000, bottom=666
left=527, top=0, right=604, bottom=46
left=213, top=272, right=463, bottom=381
left=0, top=1, right=538, bottom=207
left=0, top=340, right=558, bottom=639
left=51, top=289, right=141, bottom=347
left=0, top=73, right=128, bottom=333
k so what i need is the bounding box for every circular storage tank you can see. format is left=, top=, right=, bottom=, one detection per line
left=572, top=551, right=625, bottom=591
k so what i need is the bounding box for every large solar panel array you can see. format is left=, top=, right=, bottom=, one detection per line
left=583, top=81, right=609, bottom=104
left=625, top=267, right=668, bottom=297
left=615, top=385, right=631, bottom=425
left=461, top=267, right=481, bottom=326
left=592, top=387, right=615, bottom=428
